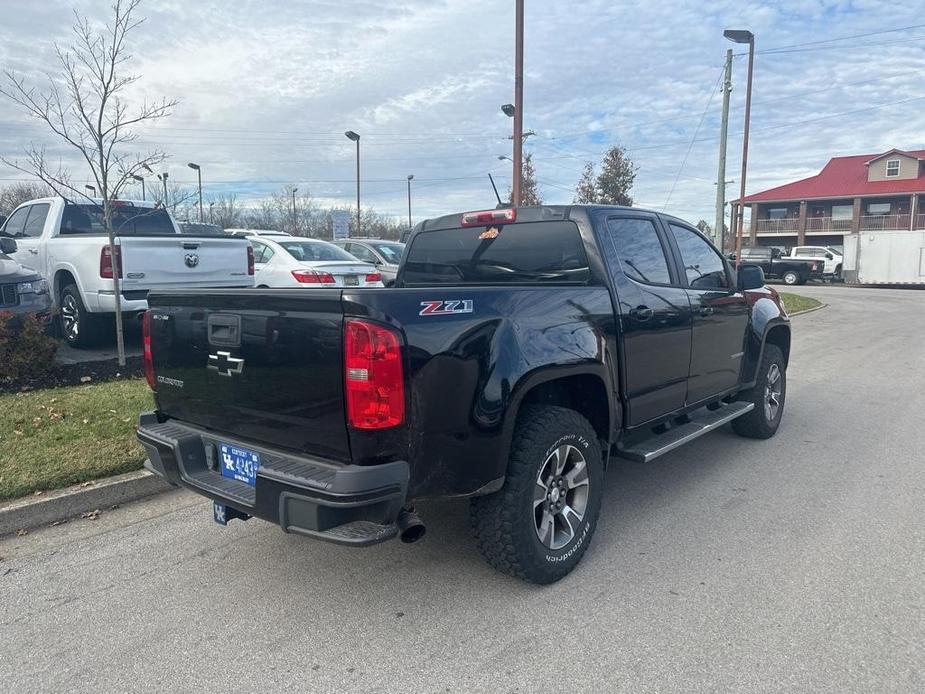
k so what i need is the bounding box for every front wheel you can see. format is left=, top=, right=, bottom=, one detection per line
left=732, top=344, right=786, bottom=439
left=782, top=270, right=800, bottom=285
left=470, top=405, right=604, bottom=584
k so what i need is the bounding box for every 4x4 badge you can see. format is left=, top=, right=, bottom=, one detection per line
left=208, top=351, right=244, bottom=377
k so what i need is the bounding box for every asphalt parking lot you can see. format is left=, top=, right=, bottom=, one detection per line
left=2, top=284, right=922, bottom=693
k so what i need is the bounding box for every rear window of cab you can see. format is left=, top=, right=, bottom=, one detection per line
left=401, top=221, right=589, bottom=285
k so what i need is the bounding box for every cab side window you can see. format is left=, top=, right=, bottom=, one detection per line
left=669, top=224, right=730, bottom=290
left=251, top=241, right=273, bottom=264
left=22, top=203, right=50, bottom=238
left=606, top=217, right=672, bottom=285
left=347, top=243, right=377, bottom=263
left=2, top=206, right=30, bottom=238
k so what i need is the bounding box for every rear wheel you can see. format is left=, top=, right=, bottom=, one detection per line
left=470, top=405, right=604, bottom=584
left=781, top=270, right=799, bottom=285
left=732, top=344, right=786, bottom=439
left=59, top=284, right=104, bottom=348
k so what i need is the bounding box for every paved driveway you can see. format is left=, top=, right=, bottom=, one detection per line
left=2, top=286, right=923, bottom=693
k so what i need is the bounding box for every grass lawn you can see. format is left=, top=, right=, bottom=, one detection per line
left=0, top=379, right=153, bottom=501
left=779, top=292, right=822, bottom=315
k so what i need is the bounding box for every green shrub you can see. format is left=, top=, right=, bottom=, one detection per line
left=0, top=311, right=58, bottom=380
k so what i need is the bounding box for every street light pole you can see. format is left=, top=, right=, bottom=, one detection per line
left=714, top=48, right=733, bottom=249
left=209, top=202, right=214, bottom=224
left=512, top=0, right=524, bottom=206
left=345, top=131, right=361, bottom=236
left=291, top=186, right=298, bottom=234
left=132, top=174, right=145, bottom=201
left=724, top=29, right=755, bottom=268
left=188, top=163, right=202, bottom=222
left=158, top=172, right=169, bottom=207
left=406, top=174, right=413, bottom=228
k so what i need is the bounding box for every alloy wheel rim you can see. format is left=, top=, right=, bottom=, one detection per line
left=764, top=363, right=782, bottom=421
left=533, top=444, right=590, bottom=550
left=61, top=294, right=79, bottom=339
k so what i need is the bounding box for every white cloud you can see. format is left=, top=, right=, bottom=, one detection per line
left=1, top=0, right=924, bottom=224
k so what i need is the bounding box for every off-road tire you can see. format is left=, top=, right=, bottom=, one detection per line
left=470, top=405, right=604, bottom=584
left=732, top=344, right=786, bottom=439
left=59, top=283, right=104, bottom=348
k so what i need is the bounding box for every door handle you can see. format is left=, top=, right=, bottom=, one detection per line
left=629, top=305, right=654, bottom=321
left=699, top=306, right=714, bottom=317
left=28, top=248, right=39, bottom=254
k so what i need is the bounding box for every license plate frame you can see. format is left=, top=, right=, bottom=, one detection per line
left=219, top=443, right=261, bottom=486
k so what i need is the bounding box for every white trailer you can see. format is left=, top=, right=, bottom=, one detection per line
left=843, top=231, right=925, bottom=285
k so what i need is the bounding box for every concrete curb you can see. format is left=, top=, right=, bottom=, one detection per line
left=788, top=302, right=828, bottom=317
left=0, top=468, right=172, bottom=537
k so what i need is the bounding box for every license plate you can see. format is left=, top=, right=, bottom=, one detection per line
left=219, top=443, right=261, bottom=486
left=345, top=275, right=359, bottom=286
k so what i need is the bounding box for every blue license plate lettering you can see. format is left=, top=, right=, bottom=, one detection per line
left=219, top=443, right=261, bottom=486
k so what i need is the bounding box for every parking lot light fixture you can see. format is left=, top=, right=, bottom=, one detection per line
left=131, top=174, right=145, bottom=201
left=85, top=184, right=96, bottom=197
left=187, top=162, right=203, bottom=222
left=724, top=28, right=755, bottom=267
left=345, top=131, right=361, bottom=236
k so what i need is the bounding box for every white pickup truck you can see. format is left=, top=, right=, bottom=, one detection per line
left=0, top=197, right=254, bottom=346
left=786, top=245, right=844, bottom=279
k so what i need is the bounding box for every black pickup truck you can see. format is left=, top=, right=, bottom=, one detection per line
left=736, top=246, right=823, bottom=285
left=138, top=205, right=790, bottom=583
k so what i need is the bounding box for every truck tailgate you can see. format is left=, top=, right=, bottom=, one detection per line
left=119, top=236, right=252, bottom=290
left=147, top=289, right=349, bottom=461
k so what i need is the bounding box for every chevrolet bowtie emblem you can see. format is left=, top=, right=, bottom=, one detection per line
left=208, top=351, right=244, bottom=377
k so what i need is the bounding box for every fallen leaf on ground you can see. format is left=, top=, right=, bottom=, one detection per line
left=80, top=376, right=91, bottom=383
left=51, top=520, right=67, bottom=527
left=15, top=529, right=28, bottom=536
left=33, top=490, right=44, bottom=496
left=81, top=509, right=101, bottom=520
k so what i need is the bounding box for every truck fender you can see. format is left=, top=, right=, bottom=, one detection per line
left=741, top=299, right=790, bottom=387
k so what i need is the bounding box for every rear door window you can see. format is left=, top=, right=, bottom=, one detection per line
left=402, top=221, right=589, bottom=285
left=22, top=203, right=50, bottom=237
left=606, top=217, right=672, bottom=285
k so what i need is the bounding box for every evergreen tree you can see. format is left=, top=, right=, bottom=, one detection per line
left=573, top=162, right=598, bottom=204
left=595, top=146, right=636, bottom=206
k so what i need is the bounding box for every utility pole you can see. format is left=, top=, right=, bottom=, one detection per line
left=291, top=186, right=298, bottom=234
left=714, top=49, right=733, bottom=249
left=724, top=29, right=755, bottom=267
left=512, top=0, right=524, bottom=206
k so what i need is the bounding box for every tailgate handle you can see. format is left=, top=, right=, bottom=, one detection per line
left=208, top=314, right=241, bottom=348
left=182, top=242, right=201, bottom=249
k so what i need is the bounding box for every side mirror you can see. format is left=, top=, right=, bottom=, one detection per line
left=737, top=263, right=765, bottom=291
left=825, top=252, right=833, bottom=260
left=0, top=236, right=17, bottom=254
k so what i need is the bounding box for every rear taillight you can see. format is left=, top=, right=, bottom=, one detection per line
left=344, top=319, right=404, bottom=429
left=247, top=245, right=255, bottom=275
left=100, top=245, right=122, bottom=279
left=365, top=272, right=381, bottom=284
left=142, top=310, right=155, bottom=390
left=292, top=270, right=335, bottom=284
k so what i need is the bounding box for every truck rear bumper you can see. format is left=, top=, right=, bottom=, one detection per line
left=136, top=412, right=409, bottom=546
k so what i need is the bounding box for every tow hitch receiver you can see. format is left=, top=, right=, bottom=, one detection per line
left=213, top=501, right=251, bottom=526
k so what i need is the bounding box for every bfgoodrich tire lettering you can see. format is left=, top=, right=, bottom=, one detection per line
left=470, top=405, right=604, bottom=584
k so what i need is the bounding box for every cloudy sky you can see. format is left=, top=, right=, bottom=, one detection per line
left=1, top=0, right=924, bottom=225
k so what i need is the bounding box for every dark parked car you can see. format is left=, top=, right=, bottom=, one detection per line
left=734, top=246, right=823, bottom=285
left=137, top=205, right=790, bottom=583
left=0, top=237, right=52, bottom=323
left=331, top=238, right=405, bottom=286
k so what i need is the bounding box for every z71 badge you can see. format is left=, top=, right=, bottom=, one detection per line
left=419, top=299, right=474, bottom=316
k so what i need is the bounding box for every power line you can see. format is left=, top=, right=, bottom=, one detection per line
left=663, top=67, right=725, bottom=210
left=756, top=23, right=925, bottom=54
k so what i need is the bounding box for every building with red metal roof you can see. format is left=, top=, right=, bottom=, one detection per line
left=730, top=148, right=925, bottom=250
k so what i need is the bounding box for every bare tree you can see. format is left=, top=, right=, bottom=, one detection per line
left=573, top=162, right=598, bottom=204
left=0, top=0, right=177, bottom=364
left=0, top=181, right=53, bottom=217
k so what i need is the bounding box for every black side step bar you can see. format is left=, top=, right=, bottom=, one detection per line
left=616, top=401, right=755, bottom=463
